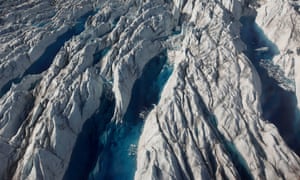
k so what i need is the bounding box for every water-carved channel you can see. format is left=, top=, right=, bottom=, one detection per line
left=240, top=16, right=300, bottom=154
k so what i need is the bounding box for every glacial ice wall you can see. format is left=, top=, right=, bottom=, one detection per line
left=0, top=0, right=299, bottom=180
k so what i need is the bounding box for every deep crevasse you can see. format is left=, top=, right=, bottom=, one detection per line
left=88, top=52, right=173, bottom=180
left=240, top=15, right=300, bottom=155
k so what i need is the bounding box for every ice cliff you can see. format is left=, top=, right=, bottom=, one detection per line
left=0, top=0, right=300, bottom=179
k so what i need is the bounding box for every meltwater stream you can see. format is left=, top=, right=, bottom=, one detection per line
left=240, top=16, right=300, bottom=154
left=87, top=52, right=173, bottom=180
left=63, top=85, right=115, bottom=180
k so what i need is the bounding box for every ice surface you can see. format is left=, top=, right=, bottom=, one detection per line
left=1, top=1, right=300, bottom=179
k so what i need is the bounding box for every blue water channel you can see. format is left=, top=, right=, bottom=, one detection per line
left=87, top=52, right=173, bottom=180
left=240, top=16, right=300, bottom=154
left=63, top=86, right=115, bottom=180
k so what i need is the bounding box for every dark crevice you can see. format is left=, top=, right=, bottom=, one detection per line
left=240, top=16, right=300, bottom=155
left=0, top=11, right=95, bottom=98
left=184, top=94, right=214, bottom=178
left=172, top=104, right=195, bottom=179
left=172, top=26, right=181, bottom=35
left=181, top=149, right=196, bottom=180
left=92, top=47, right=111, bottom=65
left=154, top=113, right=185, bottom=180
left=223, top=140, right=253, bottom=180
left=206, top=144, right=217, bottom=178
left=25, top=11, right=95, bottom=75
left=123, top=51, right=173, bottom=125
left=88, top=51, right=173, bottom=180
left=0, top=77, right=22, bottom=98
left=63, top=85, right=115, bottom=180
left=185, top=128, right=210, bottom=179
left=290, top=2, right=300, bottom=14
left=200, top=100, right=253, bottom=179
left=239, top=16, right=279, bottom=61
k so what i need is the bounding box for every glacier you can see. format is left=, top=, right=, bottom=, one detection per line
left=0, top=0, right=300, bottom=180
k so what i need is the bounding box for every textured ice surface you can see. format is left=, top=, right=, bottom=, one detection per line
left=24, top=12, right=93, bottom=75
left=0, top=0, right=300, bottom=180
